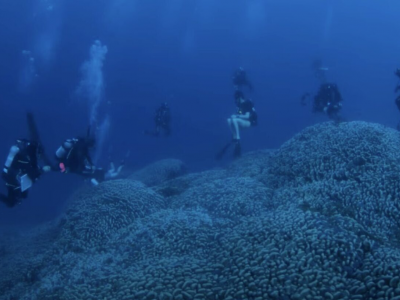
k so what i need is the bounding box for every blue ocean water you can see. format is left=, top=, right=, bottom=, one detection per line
left=0, top=0, right=398, bottom=232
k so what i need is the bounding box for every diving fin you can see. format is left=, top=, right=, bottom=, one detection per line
left=26, top=112, right=40, bottom=143
left=233, top=141, right=242, bottom=159
left=216, top=140, right=234, bottom=160
left=26, top=112, right=53, bottom=167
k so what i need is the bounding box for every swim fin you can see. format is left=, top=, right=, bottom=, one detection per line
left=233, top=141, right=241, bottom=159
left=26, top=112, right=53, bottom=167
left=216, top=140, right=234, bottom=160
left=27, top=112, right=40, bottom=143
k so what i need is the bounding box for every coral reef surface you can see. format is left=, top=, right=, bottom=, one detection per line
left=2, top=121, right=400, bottom=300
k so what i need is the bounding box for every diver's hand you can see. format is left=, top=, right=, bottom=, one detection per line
left=42, top=166, right=51, bottom=172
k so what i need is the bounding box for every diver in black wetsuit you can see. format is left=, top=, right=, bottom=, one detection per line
left=54, top=136, right=101, bottom=185
left=55, top=136, right=96, bottom=175
left=217, top=91, right=258, bottom=160
left=54, top=133, right=125, bottom=185
left=0, top=139, right=50, bottom=207
left=233, top=67, right=253, bottom=92
left=54, top=132, right=101, bottom=185
left=144, top=102, right=171, bottom=136
left=313, top=83, right=343, bottom=121
left=145, top=103, right=171, bottom=137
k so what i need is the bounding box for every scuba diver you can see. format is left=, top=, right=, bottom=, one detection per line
left=313, top=83, right=343, bottom=120
left=216, top=91, right=258, bottom=160
left=1, top=139, right=51, bottom=207
left=232, top=67, right=253, bottom=92
left=54, top=128, right=98, bottom=184
left=55, top=136, right=95, bottom=174
left=55, top=131, right=125, bottom=185
left=144, top=102, right=171, bottom=137
left=0, top=113, right=51, bottom=207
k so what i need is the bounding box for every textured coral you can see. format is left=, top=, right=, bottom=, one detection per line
left=261, top=121, right=400, bottom=244
left=58, top=179, right=166, bottom=250
left=0, top=225, right=60, bottom=299
left=170, top=176, right=276, bottom=220
left=16, top=205, right=400, bottom=300
left=226, top=149, right=275, bottom=178
left=129, top=158, right=187, bottom=187
left=3, top=121, right=400, bottom=300
left=266, top=122, right=400, bottom=187
left=153, top=169, right=229, bottom=198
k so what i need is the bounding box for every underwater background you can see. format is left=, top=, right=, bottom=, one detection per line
left=2, top=0, right=400, bottom=299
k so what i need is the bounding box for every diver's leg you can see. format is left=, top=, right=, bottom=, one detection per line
left=236, top=119, right=252, bottom=131
left=116, top=165, right=124, bottom=174
left=105, top=162, right=117, bottom=179
left=231, top=118, right=242, bottom=158
left=216, top=118, right=235, bottom=160
left=233, top=119, right=251, bottom=158
left=231, top=118, right=241, bottom=140
left=227, top=118, right=237, bottom=139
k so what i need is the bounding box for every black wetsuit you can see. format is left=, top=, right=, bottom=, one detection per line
left=1, top=140, right=43, bottom=207
left=233, top=69, right=253, bottom=91
left=146, top=105, right=171, bottom=136
left=237, top=100, right=258, bottom=126
left=313, top=83, right=343, bottom=119
left=55, top=138, right=94, bottom=175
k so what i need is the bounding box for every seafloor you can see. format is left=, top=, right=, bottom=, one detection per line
left=2, top=121, right=400, bottom=300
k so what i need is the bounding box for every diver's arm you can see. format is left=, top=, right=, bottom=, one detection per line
left=42, top=166, right=51, bottom=172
